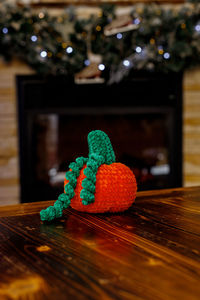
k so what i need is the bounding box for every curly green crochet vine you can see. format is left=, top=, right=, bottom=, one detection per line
left=40, top=130, right=116, bottom=222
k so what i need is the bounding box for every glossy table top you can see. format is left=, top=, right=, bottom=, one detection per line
left=0, top=186, right=200, bottom=300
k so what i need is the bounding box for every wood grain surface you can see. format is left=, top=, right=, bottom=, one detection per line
left=0, top=186, right=200, bottom=300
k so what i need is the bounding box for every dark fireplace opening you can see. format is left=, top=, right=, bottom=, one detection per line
left=17, top=72, right=183, bottom=203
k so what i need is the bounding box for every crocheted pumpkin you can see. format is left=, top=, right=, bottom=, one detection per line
left=40, top=130, right=137, bottom=221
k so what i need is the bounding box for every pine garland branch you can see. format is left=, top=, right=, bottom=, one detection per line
left=0, top=2, right=200, bottom=82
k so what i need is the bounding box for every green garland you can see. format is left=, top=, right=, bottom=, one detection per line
left=0, top=1, right=200, bottom=83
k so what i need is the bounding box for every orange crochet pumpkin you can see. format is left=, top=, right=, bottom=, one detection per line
left=64, top=163, right=137, bottom=213
left=40, top=130, right=137, bottom=222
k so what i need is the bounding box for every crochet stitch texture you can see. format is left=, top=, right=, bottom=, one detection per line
left=40, top=130, right=137, bottom=222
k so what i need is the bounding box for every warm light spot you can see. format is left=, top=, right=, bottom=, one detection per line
left=158, top=49, right=164, bottom=55
left=82, top=31, right=87, bottom=37
left=0, top=276, right=46, bottom=299
left=56, top=37, right=62, bottom=43
left=150, top=38, right=155, bottom=45
left=98, top=278, right=110, bottom=285
left=56, top=52, right=62, bottom=58
left=139, top=215, right=149, bottom=221
left=192, top=249, right=199, bottom=255
left=136, top=8, right=143, bottom=14
left=148, top=258, right=163, bottom=266
left=96, top=25, right=101, bottom=32
left=156, top=9, right=161, bottom=16
left=62, top=42, right=67, bottom=49
left=38, top=12, right=45, bottom=19
left=57, top=16, right=63, bottom=23
left=47, top=52, right=52, bottom=58
left=36, top=245, right=51, bottom=252
left=98, top=11, right=103, bottom=17
left=181, top=23, right=186, bottom=29
left=125, top=225, right=133, bottom=229
left=84, top=240, right=97, bottom=248
left=25, top=225, right=35, bottom=230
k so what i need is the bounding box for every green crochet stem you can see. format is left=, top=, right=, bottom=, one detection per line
left=40, top=130, right=116, bottom=222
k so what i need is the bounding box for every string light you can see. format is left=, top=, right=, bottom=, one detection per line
left=40, top=50, right=47, bottom=58
left=56, top=37, right=62, bottom=43
left=163, top=52, right=170, bottom=59
left=150, top=38, right=155, bottom=45
left=96, top=25, right=101, bottom=32
left=38, top=12, right=45, bottom=19
left=98, top=64, right=105, bottom=71
left=123, top=60, right=130, bottom=67
left=1, top=2, right=199, bottom=81
left=133, top=18, right=141, bottom=25
left=31, top=35, right=37, bottom=42
left=116, top=33, right=123, bottom=40
left=2, top=27, right=8, bottom=34
left=57, top=17, right=63, bottom=23
left=156, top=9, right=161, bottom=16
left=98, top=11, right=103, bottom=18
left=139, top=27, right=144, bottom=33
left=195, top=24, right=200, bottom=32
left=66, top=46, right=73, bottom=54
left=158, top=46, right=164, bottom=55
left=84, top=59, right=90, bottom=66
left=136, top=46, right=142, bottom=53
left=82, top=31, right=87, bottom=38
left=181, top=23, right=186, bottom=29
left=61, top=42, right=67, bottom=49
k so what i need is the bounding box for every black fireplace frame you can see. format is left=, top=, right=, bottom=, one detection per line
left=16, top=72, right=183, bottom=203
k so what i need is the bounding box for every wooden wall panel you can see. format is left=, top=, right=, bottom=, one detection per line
left=183, top=70, right=200, bottom=188
left=0, top=60, right=34, bottom=206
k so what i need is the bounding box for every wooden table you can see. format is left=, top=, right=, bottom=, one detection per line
left=0, top=187, right=200, bottom=300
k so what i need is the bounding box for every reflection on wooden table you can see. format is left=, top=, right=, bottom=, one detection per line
left=0, top=186, right=200, bottom=299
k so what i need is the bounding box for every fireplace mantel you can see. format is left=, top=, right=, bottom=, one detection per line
left=17, top=72, right=183, bottom=203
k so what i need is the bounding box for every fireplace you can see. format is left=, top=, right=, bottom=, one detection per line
left=17, top=72, right=183, bottom=203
